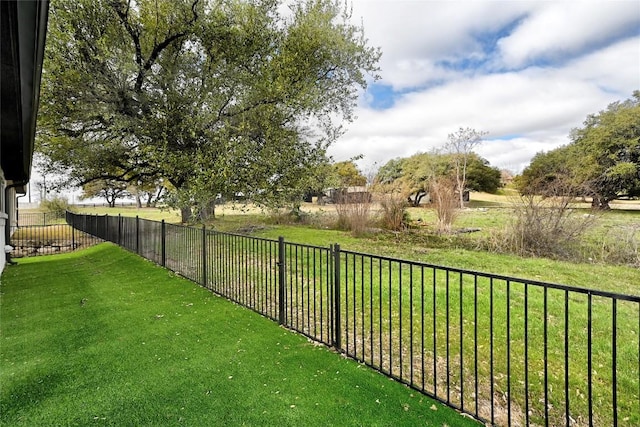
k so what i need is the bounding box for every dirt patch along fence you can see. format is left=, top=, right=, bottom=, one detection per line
left=65, top=211, right=640, bottom=427
left=11, top=213, right=102, bottom=257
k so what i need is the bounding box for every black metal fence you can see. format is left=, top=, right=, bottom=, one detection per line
left=66, top=212, right=640, bottom=427
left=11, top=212, right=101, bottom=257
left=17, top=211, right=66, bottom=226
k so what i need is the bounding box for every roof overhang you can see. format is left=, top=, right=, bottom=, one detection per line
left=1, top=0, right=49, bottom=184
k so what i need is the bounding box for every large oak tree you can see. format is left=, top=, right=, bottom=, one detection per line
left=37, top=0, right=380, bottom=221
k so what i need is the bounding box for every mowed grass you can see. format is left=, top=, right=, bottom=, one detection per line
left=0, top=244, right=478, bottom=427
left=65, top=200, right=640, bottom=295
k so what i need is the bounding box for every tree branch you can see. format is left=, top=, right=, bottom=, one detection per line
left=111, top=0, right=144, bottom=69
left=136, top=0, right=200, bottom=92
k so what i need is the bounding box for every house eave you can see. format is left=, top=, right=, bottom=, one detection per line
left=0, top=0, right=50, bottom=183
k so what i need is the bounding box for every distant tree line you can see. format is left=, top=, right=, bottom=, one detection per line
left=515, top=91, right=640, bottom=209
left=375, top=146, right=502, bottom=207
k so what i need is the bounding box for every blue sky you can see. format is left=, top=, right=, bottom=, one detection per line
left=331, top=0, right=640, bottom=173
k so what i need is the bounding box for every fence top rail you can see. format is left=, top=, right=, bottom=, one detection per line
left=341, top=248, right=640, bottom=302
left=208, top=229, right=279, bottom=245
left=66, top=211, right=640, bottom=303
left=284, top=240, right=332, bottom=252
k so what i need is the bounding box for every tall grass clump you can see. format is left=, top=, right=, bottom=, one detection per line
left=430, top=177, right=458, bottom=234
left=589, top=223, right=640, bottom=266
left=376, top=191, right=408, bottom=231
left=40, top=196, right=73, bottom=217
left=333, top=191, right=372, bottom=236
left=496, top=188, right=597, bottom=260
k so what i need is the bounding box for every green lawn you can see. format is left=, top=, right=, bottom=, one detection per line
left=0, top=244, right=478, bottom=427
left=56, top=201, right=640, bottom=295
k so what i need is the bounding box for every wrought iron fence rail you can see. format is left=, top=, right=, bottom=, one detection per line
left=64, top=212, right=640, bottom=427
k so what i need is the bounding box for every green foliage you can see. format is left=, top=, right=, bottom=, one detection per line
left=37, top=0, right=381, bottom=222
left=518, top=92, right=640, bottom=208
left=375, top=157, right=404, bottom=184
left=39, top=197, right=72, bottom=216
left=332, top=160, right=367, bottom=187
left=375, top=151, right=500, bottom=205
left=514, top=146, right=575, bottom=194
left=465, top=155, right=502, bottom=193
left=81, top=179, right=130, bottom=207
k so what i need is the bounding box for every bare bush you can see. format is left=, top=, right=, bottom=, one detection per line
left=333, top=192, right=372, bottom=236
left=594, top=223, right=640, bottom=266
left=430, top=177, right=458, bottom=234
left=376, top=190, right=408, bottom=231
left=501, top=183, right=597, bottom=259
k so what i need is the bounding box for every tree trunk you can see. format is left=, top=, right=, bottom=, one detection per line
left=457, top=177, right=465, bottom=209
left=591, top=195, right=611, bottom=210
left=180, top=206, right=192, bottom=223
left=198, top=200, right=216, bottom=221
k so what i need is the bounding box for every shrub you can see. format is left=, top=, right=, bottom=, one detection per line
left=333, top=192, right=372, bottom=236
left=376, top=191, right=408, bottom=231
left=430, top=177, right=458, bottom=234
left=500, top=190, right=596, bottom=259
left=40, top=197, right=72, bottom=217
left=591, top=223, right=640, bottom=266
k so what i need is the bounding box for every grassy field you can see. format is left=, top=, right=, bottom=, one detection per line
left=181, top=228, right=638, bottom=426
left=0, top=244, right=478, bottom=427
left=14, top=199, right=640, bottom=425
left=22, top=194, right=638, bottom=294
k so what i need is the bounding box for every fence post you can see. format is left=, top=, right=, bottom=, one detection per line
left=135, top=215, right=140, bottom=254
left=117, top=214, right=122, bottom=245
left=161, top=220, right=166, bottom=267
left=71, top=217, right=75, bottom=250
left=278, top=236, right=285, bottom=325
left=332, top=243, right=341, bottom=349
left=202, top=224, right=207, bottom=287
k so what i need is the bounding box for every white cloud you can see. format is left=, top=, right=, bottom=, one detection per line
left=496, top=1, right=640, bottom=69
left=331, top=0, right=640, bottom=174
left=352, top=0, right=534, bottom=88
left=561, top=36, right=640, bottom=94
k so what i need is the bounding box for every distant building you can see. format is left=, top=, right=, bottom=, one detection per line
left=326, top=186, right=372, bottom=204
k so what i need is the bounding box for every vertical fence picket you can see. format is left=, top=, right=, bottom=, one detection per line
left=202, top=225, right=207, bottom=287
left=161, top=220, right=166, bottom=267
left=333, top=243, right=341, bottom=349
left=612, top=299, right=617, bottom=427
left=278, top=237, right=285, bottom=326
left=71, top=220, right=75, bottom=250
